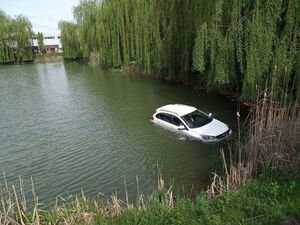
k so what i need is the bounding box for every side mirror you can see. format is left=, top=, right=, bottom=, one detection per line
left=208, top=113, right=212, bottom=117
left=178, top=125, right=186, bottom=131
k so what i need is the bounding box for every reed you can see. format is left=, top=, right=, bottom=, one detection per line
left=208, top=91, right=300, bottom=197
left=0, top=168, right=33, bottom=225
left=0, top=159, right=299, bottom=224
left=246, top=94, right=300, bottom=175
left=0, top=166, right=178, bottom=225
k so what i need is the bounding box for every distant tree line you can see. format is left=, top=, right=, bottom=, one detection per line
left=0, top=10, right=34, bottom=63
left=61, top=0, right=298, bottom=102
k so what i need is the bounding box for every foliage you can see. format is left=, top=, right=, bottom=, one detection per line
left=36, top=32, right=45, bottom=54
left=58, top=21, right=83, bottom=59
left=193, top=0, right=300, bottom=102
left=0, top=10, right=34, bottom=63
left=60, top=0, right=209, bottom=78
left=60, top=0, right=299, bottom=103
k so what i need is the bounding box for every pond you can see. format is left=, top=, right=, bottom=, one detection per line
left=0, top=62, right=237, bottom=202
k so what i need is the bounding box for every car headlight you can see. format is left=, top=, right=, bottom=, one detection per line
left=201, top=135, right=216, bottom=141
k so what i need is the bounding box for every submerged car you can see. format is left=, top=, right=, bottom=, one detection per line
left=150, top=104, right=231, bottom=142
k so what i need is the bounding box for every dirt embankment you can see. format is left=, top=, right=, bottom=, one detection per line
left=34, top=54, right=63, bottom=63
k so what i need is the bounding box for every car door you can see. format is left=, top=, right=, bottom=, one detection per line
left=170, top=115, right=189, bottom=134
left=155, top=113, right=186, bottom=130
left=155, top=113, right=177, bottom=130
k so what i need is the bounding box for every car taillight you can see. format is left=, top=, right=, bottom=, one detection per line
left=149, top=115, right=154, bottom=120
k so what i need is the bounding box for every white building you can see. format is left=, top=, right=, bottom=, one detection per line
left=33, top=33, right=62, bottom=53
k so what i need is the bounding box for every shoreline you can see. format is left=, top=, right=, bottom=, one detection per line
left=0, top=59, right=283, bottom=108
left=34, top=54, right=64, bottom=63
left=0, top=59, right=254, bottom=109
left=0, top=54, right=64, bottom=65
left=119, top=64, right=245, bottom=106
left=1, top=172, right=299, bottom=225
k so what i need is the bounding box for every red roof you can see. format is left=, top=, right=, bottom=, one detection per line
left=45, top=44, right=59, bottom=48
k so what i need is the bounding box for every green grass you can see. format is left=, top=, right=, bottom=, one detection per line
left=30, top=175, right=299, bottom=225
left=112, top=178, right=299, bottom=225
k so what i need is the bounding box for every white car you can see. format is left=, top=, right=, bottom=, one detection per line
left=150, top=104, right=231, bottom=142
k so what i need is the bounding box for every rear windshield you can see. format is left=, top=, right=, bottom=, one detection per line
left=181, top=110, right=212, bottom=128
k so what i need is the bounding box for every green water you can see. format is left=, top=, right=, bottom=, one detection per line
left=0, top=62, right=237, bottom=202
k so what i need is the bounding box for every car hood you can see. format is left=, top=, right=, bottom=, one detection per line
left=191, top=118, right=229, bottom=136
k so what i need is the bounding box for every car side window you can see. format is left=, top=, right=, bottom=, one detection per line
left=156, top=113, right=172, bottom=123
left=172, top=116, right=183, bottom=126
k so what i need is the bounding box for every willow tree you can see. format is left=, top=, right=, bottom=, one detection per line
left=0, top=10, right=13, bottom=63
left=193, top=0, right=300, bottom=103
left=193, top=0, right=240, bottom=90
left=61, top=0, right=210, bottom=77
left=0, top=10, right=33, bottom=63
left=12, top=15, right=34, bottom=62
left=59, top=21, right=82, bottom=59
left=60, top=0, right=299, bottom=103
left=73, top=0, right=98, bottom=58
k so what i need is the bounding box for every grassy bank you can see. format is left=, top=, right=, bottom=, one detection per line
left=1, top=173, right=299, bottom=225
left=48, top=175, right=299, bottom=225
left=34, top=54, right=63, bottom=63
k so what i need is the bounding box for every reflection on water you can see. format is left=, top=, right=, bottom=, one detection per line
left=0, top=62, right=237, bottom=202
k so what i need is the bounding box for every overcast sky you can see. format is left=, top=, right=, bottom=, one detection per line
left=0, top=0, right=79, bottom=35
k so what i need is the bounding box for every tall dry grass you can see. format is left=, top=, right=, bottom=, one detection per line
left=246, top=94, right=300, bottom=174
left=208, top=92, right=300, bottom=197
left=0, top=164, right=175, bottom=225
left=0, top=168, right=40, bottom=225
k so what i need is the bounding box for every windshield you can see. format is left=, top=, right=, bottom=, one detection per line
left=181, top=110, right=213, bottom=128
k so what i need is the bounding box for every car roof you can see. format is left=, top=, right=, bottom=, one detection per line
left=156, top=104, right=197, bottom=117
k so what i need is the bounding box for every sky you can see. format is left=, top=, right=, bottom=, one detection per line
left=0, top=0, right=80, bottom=35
